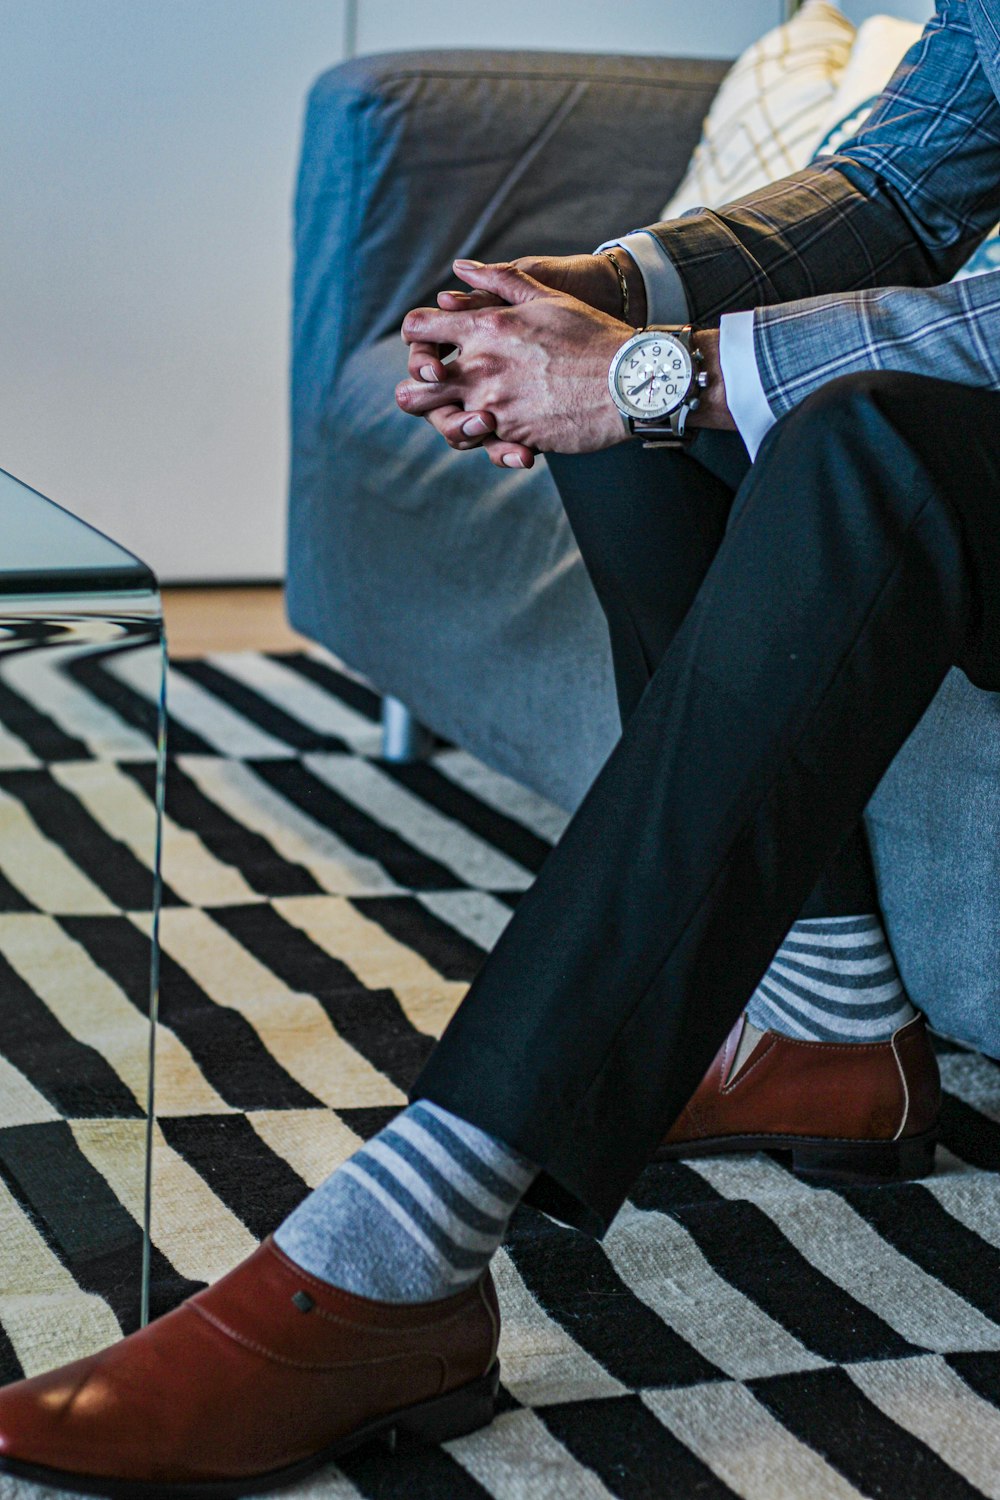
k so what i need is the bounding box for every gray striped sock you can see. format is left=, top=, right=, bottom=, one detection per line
left=745, top=914, right=916, bottom=1043
left=273, top=1100, right=536, bottom=1304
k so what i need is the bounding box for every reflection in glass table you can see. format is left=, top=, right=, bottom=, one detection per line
left=0, top=466, right=165, bottom=1350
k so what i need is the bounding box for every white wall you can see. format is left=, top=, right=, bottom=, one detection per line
left=355, top=1, right=779, bottom=60
left=353, top=1, right=933, bottom=58
left=845, top=0, right=931, bottom=20
left=0, top=0, right=345, bottom=583
left=0, top=0, right=933, bottom=583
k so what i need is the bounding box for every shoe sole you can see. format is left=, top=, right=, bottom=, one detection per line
left=654, top=1124, right=938, bottom=1184
left=0, top=1361, right=501, bottom=1499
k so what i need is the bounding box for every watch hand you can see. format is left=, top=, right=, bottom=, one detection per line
left=628, top=375, right=657, bottom=397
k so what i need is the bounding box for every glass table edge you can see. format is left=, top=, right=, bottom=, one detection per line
left=0, top=587, right=162, bottom=618
left=0, top=463, right=156, bottom=595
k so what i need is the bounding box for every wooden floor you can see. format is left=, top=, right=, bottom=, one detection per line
left=161, top=586, right=310, bottom=659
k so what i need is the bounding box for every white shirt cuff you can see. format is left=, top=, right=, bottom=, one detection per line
left=595, top=230, right=689, bottom=325
left=719, top=311, right=777, bottom=462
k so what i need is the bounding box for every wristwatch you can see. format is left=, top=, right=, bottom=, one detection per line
left=607, top=325, right=708, bottom=447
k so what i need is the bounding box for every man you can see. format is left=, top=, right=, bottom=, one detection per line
left=1, top=2, right=999, bottom=1494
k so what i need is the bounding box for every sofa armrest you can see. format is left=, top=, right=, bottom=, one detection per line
left=291, top=48, right=727, bottom=426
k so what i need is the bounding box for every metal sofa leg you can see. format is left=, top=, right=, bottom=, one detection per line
left=381, top=696, right=435, bottom=763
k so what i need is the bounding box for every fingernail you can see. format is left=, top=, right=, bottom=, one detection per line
left=462, top=416, right=488, bottom=437
left=420, top=365, right=439, bottom=382
left=454, top=258, right=484, bottom=270
left=502, top=453, right=524, bottom=468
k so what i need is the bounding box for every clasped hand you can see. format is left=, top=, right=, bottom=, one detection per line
left=397, top=258, right=633, bottom=470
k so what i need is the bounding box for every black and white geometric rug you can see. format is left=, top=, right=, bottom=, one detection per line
left=3, top=649, right=1000, bottom=1499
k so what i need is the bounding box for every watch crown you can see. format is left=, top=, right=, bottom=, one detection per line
left=696, top=371, right=709, bottom=387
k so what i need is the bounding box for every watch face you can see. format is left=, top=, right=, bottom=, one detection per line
left=611, top=333, right=692, bottom=420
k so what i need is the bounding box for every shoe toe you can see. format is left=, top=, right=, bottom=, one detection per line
left=0, top=1359, right=130, bottom=1479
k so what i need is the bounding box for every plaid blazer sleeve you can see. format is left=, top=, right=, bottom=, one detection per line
left=643, top=0, right=1000, bottom=324
left=752, top=269, right=1000, bottom=416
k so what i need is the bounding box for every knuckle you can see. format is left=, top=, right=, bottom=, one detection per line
left=430, top=407, right=457, bottom=434
left=478, top=352, right=504, bottom=383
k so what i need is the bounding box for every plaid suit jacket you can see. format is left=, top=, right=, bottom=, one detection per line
left=647, top=0, right=1000, bottom=418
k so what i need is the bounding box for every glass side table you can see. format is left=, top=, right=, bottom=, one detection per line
left=0, top=467, right=165, bottom=1354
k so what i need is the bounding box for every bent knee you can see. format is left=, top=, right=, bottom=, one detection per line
left=784, top=370, right=938, bottom=433
left=755, top=369, right=956, bottom=522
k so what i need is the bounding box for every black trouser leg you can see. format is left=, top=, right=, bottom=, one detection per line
left=415, top=373, right=994, bottom=1235
left=548, top=433, right=880, bottom=919
left=547, top=437, right=740, bottom=724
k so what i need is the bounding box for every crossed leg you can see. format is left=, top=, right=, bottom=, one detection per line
left=547, top=426, right=883, bottom=919
left=1, top=372, right=998, bottom=1496
left=416, top=371, right=997, bottom=1233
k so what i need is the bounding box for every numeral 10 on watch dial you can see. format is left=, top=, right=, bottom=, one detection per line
left=613, top=335, right=692, bottom=418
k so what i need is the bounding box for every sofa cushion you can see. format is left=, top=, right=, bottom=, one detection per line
left=302, top=331, right=620, bottom=810
left=866, top=671, right=1000, bottom=1055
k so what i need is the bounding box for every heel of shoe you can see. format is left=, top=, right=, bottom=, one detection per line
left=386, top=1363, right=500, bottom=1453
left=791, top=1126, right=937, bottom=1185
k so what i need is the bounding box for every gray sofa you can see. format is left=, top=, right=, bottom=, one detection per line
left=286, top=47, right=1000, bottom=1057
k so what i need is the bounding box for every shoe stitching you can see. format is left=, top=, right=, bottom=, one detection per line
left=477, top=1277, right=500, bottom=1369
left=719, top=1035, right=911, bottom=1092
left=755, top=1038, right=902, bottom=1052
left=722, top=1016, right=923, bottom=1078
left=192, top=1303, right=452, bottom=1377
left=890, top=1031, right=911, bottom=1141
left=718, top=1033, right=778, bottom=1095
left=305, top=1300, right=483, bottom=1336
left=694, top=1021, right=931, bottom=1139
left=691, top=1121, right=939, bottom=1147
left=262, top=1242, right=482, bottom=1332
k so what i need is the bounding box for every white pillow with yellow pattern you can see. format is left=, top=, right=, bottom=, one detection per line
left=661, top=0, right=855, bottom=220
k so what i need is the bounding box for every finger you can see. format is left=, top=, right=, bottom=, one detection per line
left=426, top=406, right=497, bottom=449
left=396, top=378, right=463, bottom=416
left=407, top=341, right=449, bottom=382
left=437, top=289, right=505, bottom=311
left=400, top=310, right=438, bottom=345
left=452, top=258, right=552, bottom=305
left=482, top=434, right=536, bottom=469
left=401, top=305, right=478, bottom=347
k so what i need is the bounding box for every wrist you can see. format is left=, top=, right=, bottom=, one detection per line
left=689, top=327, right=736, bottom=431
left=596, top=249, right=647, bottom=327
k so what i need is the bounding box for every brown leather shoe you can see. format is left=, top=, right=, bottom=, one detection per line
left=0, top=1238, right=500, bottom=1497
left=656, top=1013, right=940, bottom=1184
